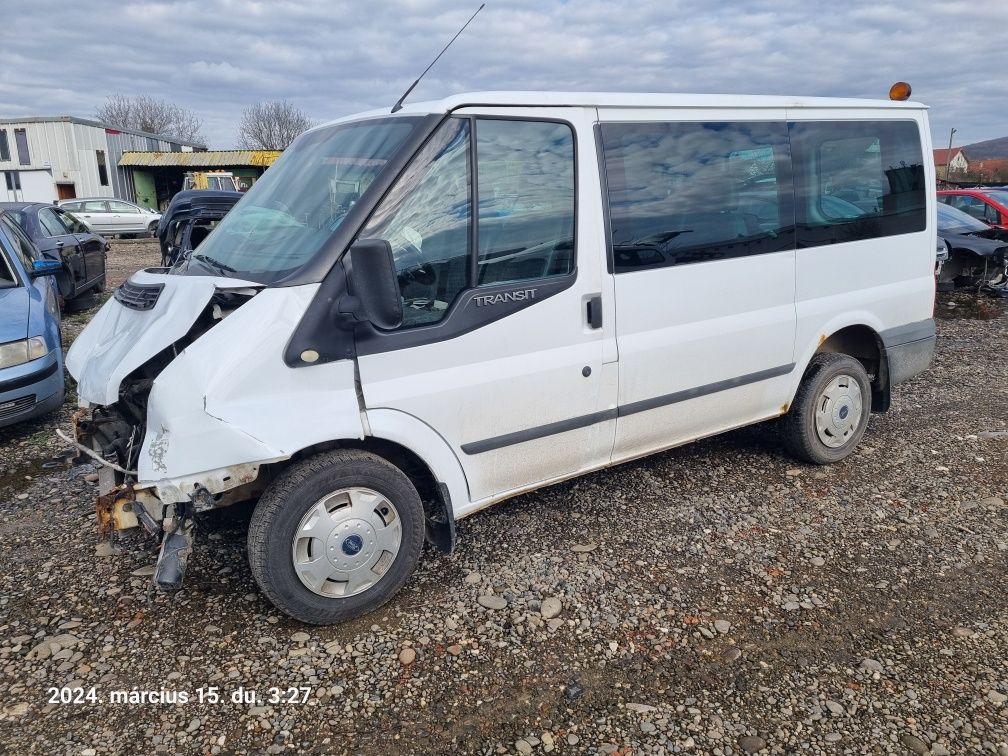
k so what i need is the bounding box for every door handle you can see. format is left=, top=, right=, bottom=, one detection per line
left=586, top=294, right=603, bottom=329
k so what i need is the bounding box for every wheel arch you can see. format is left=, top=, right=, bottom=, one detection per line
left=267, top=408, right=470, bottom=545
left=280, top=437, right=438, bottom=500
left=792, top=318, right=891, bottom=413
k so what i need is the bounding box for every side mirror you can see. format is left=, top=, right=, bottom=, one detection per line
left=343, top=238, right=403, bottom=330
left=30, top=258, right=63, bottom=278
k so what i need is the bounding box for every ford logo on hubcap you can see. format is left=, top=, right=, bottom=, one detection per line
left=341, top=534, right=364, bottom=556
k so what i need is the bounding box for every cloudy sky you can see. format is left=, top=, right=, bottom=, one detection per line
left=1, top=0, right=1004, bottom=149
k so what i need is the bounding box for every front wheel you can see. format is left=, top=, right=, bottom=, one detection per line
left=782, top=353, right=871, bottom=465
left=148, top=221, right=159, bottom=238
left=247, top=449, right=425, bottom=624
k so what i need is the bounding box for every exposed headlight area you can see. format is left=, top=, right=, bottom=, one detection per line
left=0, top=336, right=48, bottom=369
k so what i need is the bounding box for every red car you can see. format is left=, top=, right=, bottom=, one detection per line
left=938, top=188, right=1008, bottom=230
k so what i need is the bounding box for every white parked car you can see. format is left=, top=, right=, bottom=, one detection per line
left=65, top=90, right=937, bottom=624
left=59, top=198, right=161, bottom=237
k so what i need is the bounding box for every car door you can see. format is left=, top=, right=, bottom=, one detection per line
left=0, top=238, right=31, bottom=352
left=0, top=214, right=60, bottom=314
left=36, top=206, right=86, bottom=298
left=355, top=110, right=616, bottom=505
left=55, top=207, right=105, bottom=288
left=108, top=200, right=145, bottom=234
left=596, top=110, right=798, bottom=460
left=77, top=200, right=111, bottom=234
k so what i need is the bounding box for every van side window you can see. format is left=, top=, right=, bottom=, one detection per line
left=476, top=119, right=575, bottom=285
left=359, top=118, right=472, bottom=328
left=788, top=120, right=925, bottom=246
left=600, top=121, right=794, bottom=272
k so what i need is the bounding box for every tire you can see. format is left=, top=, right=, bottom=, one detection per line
left=782, top=353, right=872, bottom=465
left=148, top=222, right=159, bottom=238
left=92, top=274, right=106, bottom=294
left=62, top=291, right=96, bottom=314
left=248, top=449, right=425, bottom=625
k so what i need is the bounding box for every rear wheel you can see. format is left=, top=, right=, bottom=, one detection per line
left=148, top=221, right=159, bottom=238
left=247, top=449, right=425, bottom=624
left=783, top=353, right=871, bottom=464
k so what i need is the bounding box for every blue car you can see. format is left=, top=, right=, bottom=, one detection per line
left=0, top=210, right=65, bottom=428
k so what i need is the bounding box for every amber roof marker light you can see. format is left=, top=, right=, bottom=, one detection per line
left=889, top=82, right=912, bottom=101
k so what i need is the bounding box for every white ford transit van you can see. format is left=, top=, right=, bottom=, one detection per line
left=65, top=92, right=937, bottom=624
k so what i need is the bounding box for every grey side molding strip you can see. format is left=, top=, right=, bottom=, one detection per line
left=461, top=363, right=795, bottom=455
left=461, top=407, right=619, bottom=455
left=616, top=363, right=795, bottom=418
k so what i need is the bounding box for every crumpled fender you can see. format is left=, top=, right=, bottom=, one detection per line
left=67, top=269, right=261, bottom=406
left=139, top=284, right=365, bottom=501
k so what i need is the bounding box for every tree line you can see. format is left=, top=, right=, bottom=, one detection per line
left=95, top=94, right=315, bottom=150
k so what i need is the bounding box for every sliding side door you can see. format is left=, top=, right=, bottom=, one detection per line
left=597, top=110, right=798, bottom=460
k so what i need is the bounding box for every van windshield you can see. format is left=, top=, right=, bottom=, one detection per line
left=185, top=117, right=420, bottom=283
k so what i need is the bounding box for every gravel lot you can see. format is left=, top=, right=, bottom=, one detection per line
left=0, top=256, right=1005, bottom=754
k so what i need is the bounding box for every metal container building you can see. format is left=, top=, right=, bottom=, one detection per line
left=0, top=116, right=204, bottom=207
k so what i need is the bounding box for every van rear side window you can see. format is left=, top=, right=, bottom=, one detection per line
left=600, top=121, right=794, bottom=272
left=788, top=120, right=925, bottom=247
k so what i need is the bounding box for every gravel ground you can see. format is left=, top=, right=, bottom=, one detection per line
left=0, top=273, right=1005, bottom=754
left=103, top=238, right=163, bottom=289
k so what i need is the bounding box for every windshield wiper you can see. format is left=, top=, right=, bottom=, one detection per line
left=192, top=253, right=237, bottom=276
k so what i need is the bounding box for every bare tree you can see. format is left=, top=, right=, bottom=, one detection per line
left=237, top=100, right=315, bottom=150
left=95, top=94, right=205, bottom=144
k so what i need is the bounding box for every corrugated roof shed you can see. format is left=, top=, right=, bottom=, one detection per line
left=118, top=150, right=282, bottom=167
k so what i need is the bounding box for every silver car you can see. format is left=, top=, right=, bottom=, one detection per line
left=59, top=198, right=162, bottom=237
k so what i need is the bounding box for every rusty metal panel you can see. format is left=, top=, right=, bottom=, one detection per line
left=117, top=150, right=282, bottom=168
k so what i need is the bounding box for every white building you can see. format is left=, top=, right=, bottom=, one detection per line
left=0, top=116, right=203, bottom=204
left=933, top=147, right=969, bottom=176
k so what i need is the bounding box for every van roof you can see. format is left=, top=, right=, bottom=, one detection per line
left=319, top=90, right=926, bottom=128
left=414, top=90, right=925, bottom=111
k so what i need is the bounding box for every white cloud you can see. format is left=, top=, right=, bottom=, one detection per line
left=0, top=0, right=1005, bottom=148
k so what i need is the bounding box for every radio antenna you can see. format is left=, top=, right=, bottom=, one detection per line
left=391, top=3, right=485, bottom=113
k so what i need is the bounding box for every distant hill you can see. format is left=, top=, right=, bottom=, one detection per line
left=962, top=136, right=1008, bottom=160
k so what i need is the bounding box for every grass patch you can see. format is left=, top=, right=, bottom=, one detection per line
left=25, top=429, right=51, bottom=448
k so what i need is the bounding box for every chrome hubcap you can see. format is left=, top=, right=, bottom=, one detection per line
left=814, top=373, right=863, bottom=448
left=291, top=487, right=401, bottom=598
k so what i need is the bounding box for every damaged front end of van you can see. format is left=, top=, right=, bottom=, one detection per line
left=63, top=268, right=365, bottom=590
left=60, top=112, right=437, bottom=602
